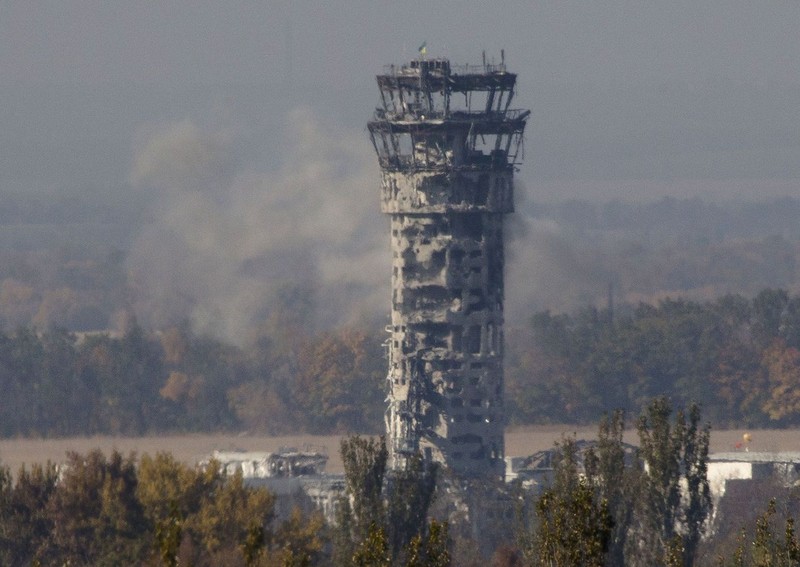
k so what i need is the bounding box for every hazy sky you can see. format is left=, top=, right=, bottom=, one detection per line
left=2, top=1, right=799, bottom=201
left=3, top=1, right=800, bottom=337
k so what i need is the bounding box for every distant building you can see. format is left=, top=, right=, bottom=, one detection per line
left=708, top=451, right=800, bottom=508
left=201, top=448, right=345, bottom=523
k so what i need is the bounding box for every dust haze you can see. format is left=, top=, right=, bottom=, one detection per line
left=127, top=109, right=388, bottom=342
left=1, top=3, right=800, bottom=338
left=123, top=109, right=627, bottom=340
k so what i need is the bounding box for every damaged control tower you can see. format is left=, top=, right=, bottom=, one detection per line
left=368, top=55, right=529, bottom=478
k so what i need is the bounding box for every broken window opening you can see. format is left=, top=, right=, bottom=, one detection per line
left=474, top=174, right=490, bottom=204
left=452, top=433, right=481, bottom=445
left=421, top=221, right=442, bottom=239
left=466, top=293, right=487, bottom=314
left=470, top=447, right=485, bottom=459
left=421, top=322, right=450, bottom=349
left=453, top=214, right=484, bottom=239
left=451, top=326, right=463, bottom=352
left=467, top=326, right=481, bottom=354
left=402, top=285, right=450, bottom=311
left=450, top=248, right=465, bottom=264
left=404, top=249, right=446, bottom=281
left=469, top=288, right=485, bottom=298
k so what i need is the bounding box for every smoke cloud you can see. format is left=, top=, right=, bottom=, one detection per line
left=127, top=108, right=388, bottom=344
left=126, top=109, right=646, bottom=342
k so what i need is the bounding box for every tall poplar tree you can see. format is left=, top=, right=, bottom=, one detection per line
left=632, top=397, right=711, bottom=567
left=529, top=437, right=613, bottom=567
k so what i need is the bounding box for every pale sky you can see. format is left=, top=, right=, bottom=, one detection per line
left=2, top=2, right=800, bottom=334
left=2, top=1, right=799, bottom=201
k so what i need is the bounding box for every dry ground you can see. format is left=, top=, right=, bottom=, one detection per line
left=0, top=426, right=792, bottom=475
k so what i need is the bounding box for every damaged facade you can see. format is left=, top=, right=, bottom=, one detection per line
left=201, top=448, right=345, bottom=523
left=368, top=56, right=528, bottom=477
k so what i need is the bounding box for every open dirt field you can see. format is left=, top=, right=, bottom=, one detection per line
left=0, top=426, right=794, bottom=475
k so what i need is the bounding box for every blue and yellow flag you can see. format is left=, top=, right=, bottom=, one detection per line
left=418, top=41, right=427, bottom=56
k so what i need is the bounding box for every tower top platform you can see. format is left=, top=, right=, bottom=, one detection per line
left=368, top=55, right=528, bottom=173
left=377, top=58, right=516, bottom=93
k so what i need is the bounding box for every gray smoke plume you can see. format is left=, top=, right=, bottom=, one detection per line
left=127, top=108, right=388, bottom=344
left=506, top=216, right=613, bottom=325
left=125, top=108, right=621, bottom=343
left=506, top=183, right=617, bottom=324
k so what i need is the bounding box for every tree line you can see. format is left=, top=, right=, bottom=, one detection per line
left=4, top=288, right=800, bottom=436
left=0, top=437, right=446, bottom=566
left=507, top=288, right=800, bottom=428
left=516, top=398, right=712, bottom=567
left=513, top=399, right=800, bottom=567
left=5, top=400, right=800, bottom=566
left=0, top=322, right=385, bottom=437
left=0, top=449, right=324, bottom=566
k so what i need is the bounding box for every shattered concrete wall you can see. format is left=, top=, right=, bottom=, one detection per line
left=369, top=58, right=528, bottom=478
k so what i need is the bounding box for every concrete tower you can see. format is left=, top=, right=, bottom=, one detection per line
left=368, top=55, right=528, bottom=478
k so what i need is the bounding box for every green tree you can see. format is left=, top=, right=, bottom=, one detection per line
left=761, top=340, right=800, bottom=423
left=336, top=436, right=445, bottom=566
left=82, top=323, right=168, bottom=435
left=633, top=397, right=711, bottom=567
left=715, top=499, right=800, bottom=567
left=335, top=436, right=388, bottom=565
left=751, top=499, right=800, bottom=567
left=46, top=450, right=147, bottom=566
left=268, top=506, right=327, bottom=567
left=138, top=452, right=274, bottom=566
left=340, top=436, right=388, bottom=542
left=752, top=289, right=790, bottom=349
left=387, top=454, right=438, bottom=559
left=0, top=462, right=59, bottom=566
left=154, top=500, right=182, bottom=567
left=352, top=523, right=391, bottom=567
left=405, top=519, right=451, bottom=567
left=293, top=329, right=385, bottom=433
left=188, top=468, right=274, bottom=565
left=529, top=437, right=612, bottom=567
left=584, top=410, right=638, bottom=567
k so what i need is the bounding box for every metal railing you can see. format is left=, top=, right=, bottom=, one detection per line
left=373, top=108, right=528, bottom=123
left=381, top=61, right=507, bottom=77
